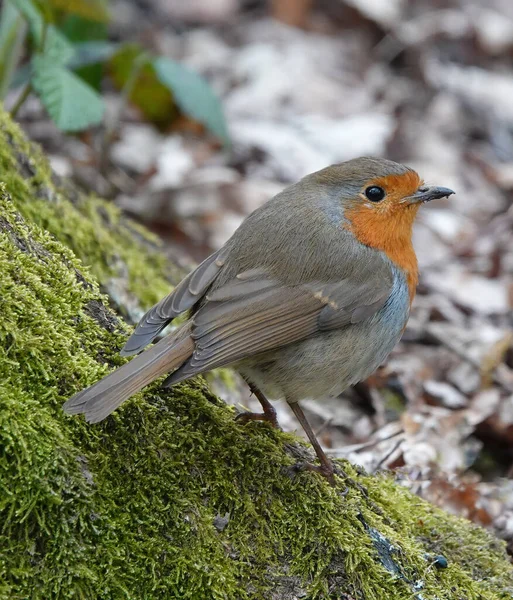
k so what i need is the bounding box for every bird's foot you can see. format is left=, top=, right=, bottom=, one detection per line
left=290, top=460, right=337, bottom=486
left=235, top=408, right=280, bottom=429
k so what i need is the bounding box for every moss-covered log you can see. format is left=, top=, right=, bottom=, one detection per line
left=0, top=108, right=512, bottom=599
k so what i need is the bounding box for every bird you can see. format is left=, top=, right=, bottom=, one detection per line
left=63, top=157, right=454, bottom=483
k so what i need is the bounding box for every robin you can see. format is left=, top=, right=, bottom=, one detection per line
left=64, top=157, right=454, bottom=483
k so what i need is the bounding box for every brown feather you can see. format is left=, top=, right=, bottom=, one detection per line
left=120, top=248, right=228, bottom=356
left=63, top=324, right=194, bottom=422
left=164, top=266, right=392, bottom=385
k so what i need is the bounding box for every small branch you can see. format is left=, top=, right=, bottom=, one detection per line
left=10, top=13, right=50, bottom=119
left=372, top=438, right=404, bottom=473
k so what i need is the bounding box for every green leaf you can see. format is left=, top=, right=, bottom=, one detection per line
left=44, top=25, right=75, bottom=64
left=0, top=3, right=27, bottom=98
left=0, top=3, right=23, bottom=51
left=8, top=0, right=42, bottom=42
left=59, top=14, right=107, bottom=44
left=8, top=0, right=74, bottom=64
left=65, top=40, right=117, bottom=90
left=32, top=55, right=104, bottom=131
left=108, top=44, right=176, bottom=126
left=48, top=0, right=109, bottom=22
left=153, top=57, right=229, bottom=146
left=59, top=16, right=112, bottom=90
left=57, top=13, right=111, bottom=89
left=69, top=41, right=118, bottom=69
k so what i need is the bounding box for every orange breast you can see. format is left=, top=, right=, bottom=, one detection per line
left=345, top=204, right=419, bottom=306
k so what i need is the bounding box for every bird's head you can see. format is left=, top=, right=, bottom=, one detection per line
left=316, top=156, right=453, bottom=224
left=315, top=156, right=454, bottom=249
left=313, top=157, right=454, bottom=301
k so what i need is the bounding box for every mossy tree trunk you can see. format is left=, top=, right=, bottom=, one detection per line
left=0, top=107, right=512, bottom=600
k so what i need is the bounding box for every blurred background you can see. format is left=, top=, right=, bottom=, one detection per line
left=4, top=0, right=513, bottom=555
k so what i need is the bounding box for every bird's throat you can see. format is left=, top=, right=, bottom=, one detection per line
left=345, top=205, right=419, bottom=305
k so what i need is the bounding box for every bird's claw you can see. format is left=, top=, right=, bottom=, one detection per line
left=288, top=460, right=337, bottom=486
left=235, top=410, right=280, bottom=429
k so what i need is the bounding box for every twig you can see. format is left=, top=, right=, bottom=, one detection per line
left=10, top=18, right=49, bottom=119
left=372, top=438, right=404, bottom=473
left=356, top=428, right=404, bottom=453
left=314, top=417, right=333, bottom=437
left=326, top=427, right=404, bottom=457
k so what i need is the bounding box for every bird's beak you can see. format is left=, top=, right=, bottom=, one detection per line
left=407, top=186, right=455, bottom=204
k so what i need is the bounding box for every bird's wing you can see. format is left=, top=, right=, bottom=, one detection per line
left=165, top=263, right=394, bottom=384
left=121, top=246, right=229, bottom=356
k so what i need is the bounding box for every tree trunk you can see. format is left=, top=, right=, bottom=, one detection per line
left=0, top=107, right=512, bottom=599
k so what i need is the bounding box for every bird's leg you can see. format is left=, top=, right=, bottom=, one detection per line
left=236, top=378, right=280, bottom=429
left=288, top=401, right=335, bottom=485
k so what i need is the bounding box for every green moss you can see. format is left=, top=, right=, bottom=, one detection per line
left=0, top=110, right=512, bottom=599
left=0, top=106, right=173, bottom=312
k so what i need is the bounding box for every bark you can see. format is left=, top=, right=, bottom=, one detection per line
left=0, top=107, right=512, bottom=600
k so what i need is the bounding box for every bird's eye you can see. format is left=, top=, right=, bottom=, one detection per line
left=365, top=186, right=386, bottom=202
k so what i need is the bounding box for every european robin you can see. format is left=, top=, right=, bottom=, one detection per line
left=64, top=157, right=454, bottom=483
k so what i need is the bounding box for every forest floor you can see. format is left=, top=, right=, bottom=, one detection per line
left=8, top=0, right=513, bottom=558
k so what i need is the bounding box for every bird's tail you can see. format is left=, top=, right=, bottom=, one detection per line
left=63, top=324, right=194, bottom=423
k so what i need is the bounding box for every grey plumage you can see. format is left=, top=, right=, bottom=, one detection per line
left=63, top=158, right=420, bottom=423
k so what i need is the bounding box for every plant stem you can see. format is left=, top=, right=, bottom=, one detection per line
left=0, top=5, right=27, bottom=100
left=10, top=82, right=32, bottom=118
